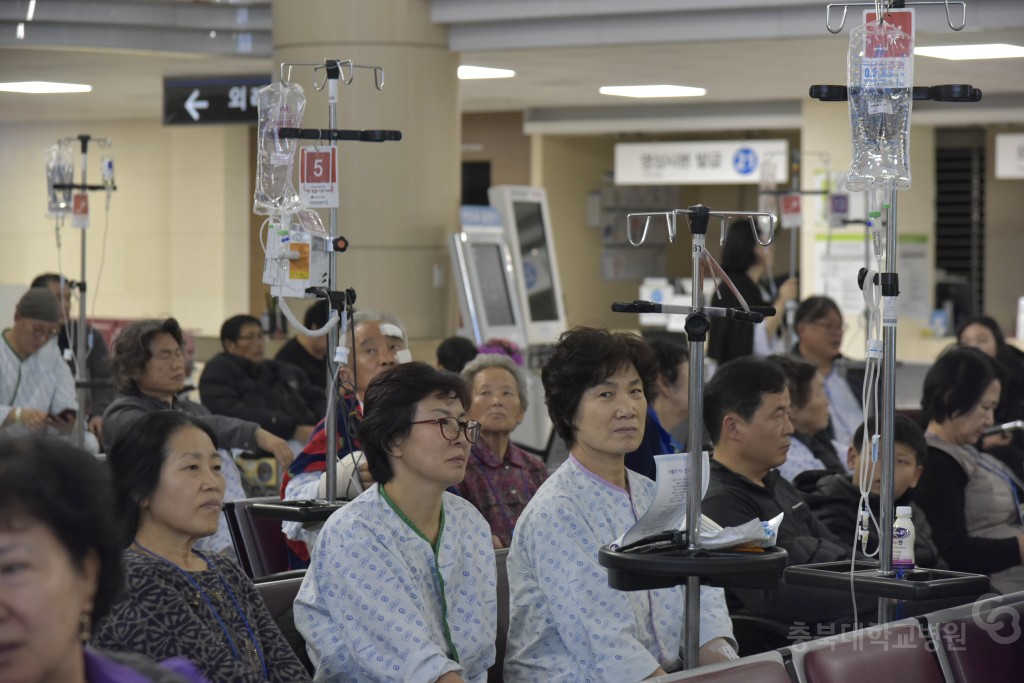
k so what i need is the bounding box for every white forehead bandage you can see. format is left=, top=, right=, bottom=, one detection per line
left=379, top=323, right=405, bottom=341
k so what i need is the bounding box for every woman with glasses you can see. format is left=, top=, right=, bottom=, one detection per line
left=793, top=295, right=864, bottom=449
left=295, top=361, right=497, bottom=682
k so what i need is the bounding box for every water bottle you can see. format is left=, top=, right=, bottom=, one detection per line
left=892, top=505, right=916, bottom=578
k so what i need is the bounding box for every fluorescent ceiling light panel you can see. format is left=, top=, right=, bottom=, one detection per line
left=914, top=43, right=1024, bottom=60
left=599, top=85, right=706, bottom=98
left=0, top=81, right=92, bottom=93
left=458, top=66, right=515, bottom=80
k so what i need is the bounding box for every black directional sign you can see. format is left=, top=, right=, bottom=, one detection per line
left=163, top=75, right=272, bottom=125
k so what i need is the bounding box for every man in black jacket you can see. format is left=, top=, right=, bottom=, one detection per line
left=200, top=315, right=324, bottom=445
left=703, top=357, right=873, bottom=637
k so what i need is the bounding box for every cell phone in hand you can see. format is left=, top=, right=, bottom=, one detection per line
left=50, top=409, right=77, bottom=421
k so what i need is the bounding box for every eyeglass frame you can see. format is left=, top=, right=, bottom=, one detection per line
left=409, top=416, right=481, bottom=444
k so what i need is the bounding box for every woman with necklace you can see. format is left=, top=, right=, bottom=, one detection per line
left=915, top=347, right=1024, bottom=594
left=93, top=411, right=311, bottom=682
left=295, top=362, right=497, bottom=682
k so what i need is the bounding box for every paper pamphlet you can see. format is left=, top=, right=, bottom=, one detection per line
left=614, top=451, right=709, bottom=548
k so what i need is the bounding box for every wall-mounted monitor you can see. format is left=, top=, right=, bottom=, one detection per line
left=449, top=208, right=527, bottom=349
left=488, top=185, right=568, bottom=345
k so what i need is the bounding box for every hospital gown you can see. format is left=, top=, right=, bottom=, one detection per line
left=295, top=484, right=497, bottom=683
left=505, top=455, right=735, bottom=682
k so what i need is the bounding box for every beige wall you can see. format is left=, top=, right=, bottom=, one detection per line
left=985, top=125, right=1024, bottom=336
left=0, top=121, right=250, bottom=337
left=462, top=111, right=531, bottom=187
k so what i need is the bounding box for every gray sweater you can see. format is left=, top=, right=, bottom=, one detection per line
left=102, top=391, right=260, bottom=451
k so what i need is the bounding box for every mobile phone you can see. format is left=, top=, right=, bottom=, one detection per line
left=50, top=409, right=77, bottom=421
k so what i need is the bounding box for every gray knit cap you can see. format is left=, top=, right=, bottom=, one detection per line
left=16, top=287, right=62, bottom=323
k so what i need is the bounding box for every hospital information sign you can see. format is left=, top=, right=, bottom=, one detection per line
left=614, top=139, right=789, bottom=185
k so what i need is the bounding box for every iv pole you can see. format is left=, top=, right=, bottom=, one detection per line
left=51, top=134, right=115, bottom=450
left=615, top=207, right=780, bottom=668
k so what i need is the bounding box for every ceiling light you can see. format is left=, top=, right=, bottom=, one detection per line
left=458, top=66, right=515, bottom=80
left=599, top=85, right=706, bottom=98
left=914, top=43, right=1024, bottom=60
left=16, top=22, right=24, bottom=39
left=0, top=81, right=92, bottom=94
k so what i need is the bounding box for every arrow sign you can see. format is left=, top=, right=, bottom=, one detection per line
left=163, top=76, right=271, bottom=125
left=184, top=89, right=209, bottom=121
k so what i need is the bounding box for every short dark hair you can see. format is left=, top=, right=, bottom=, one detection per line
left=220, top=314, right=262, bottom=349
left=649, top=337, right=689, bottom=387
left=30, top=272, right=66, bottom=289
left=704, top=357, right=787, bottom=445
left=109, top=318, right=184, bottom=394
left=794, top=295, right=842, bottom=327
left=0, top=436, right=123, bottom=623
left=542, top=327, right=658, bottom=451
left=852, top=414, right=927, bottom=466
left=106, top=410, right=219, bottom=547
left=766, top=354, right=818, bottom=408
left=304, top=299, right=329, bottom=329
left=921, top=346, right=998, bottom=425
left=437, top=336, right=479, bottom=374
left=358, top=362, right=471, bottom=485
left=720, top=219, right=761, bottom=273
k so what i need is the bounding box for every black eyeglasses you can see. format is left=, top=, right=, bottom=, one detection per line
left=410, top=416, right=481, bottom=444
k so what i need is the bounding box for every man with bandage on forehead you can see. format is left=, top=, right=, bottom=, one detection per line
left=280, top=310, right=411, bottom=565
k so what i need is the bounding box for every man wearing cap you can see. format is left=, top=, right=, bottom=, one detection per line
left=31, top=272, right=115, bottom=445
left=0, top=287, right=99, bottom=452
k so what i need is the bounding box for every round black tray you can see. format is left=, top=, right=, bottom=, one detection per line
left=598, top=545, right=789, bottom=592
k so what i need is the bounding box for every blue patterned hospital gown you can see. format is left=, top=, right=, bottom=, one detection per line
left=294, top=484, right=497, bottom=682
left=504, top=455, right=735, bottom=682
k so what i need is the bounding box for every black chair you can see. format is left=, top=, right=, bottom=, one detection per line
left=488, top=548, right=510, bottom=683
left=255, top=574, right=313, bottom=675
left=224, top=496, right=304, bottom=581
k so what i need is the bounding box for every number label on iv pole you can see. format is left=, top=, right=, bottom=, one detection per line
left=71, top=193, right=89, bottom=230
left=299, top=146, right=339, bottom=209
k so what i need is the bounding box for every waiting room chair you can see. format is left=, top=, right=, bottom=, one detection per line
left=255, top=574, right=313, bottom=675
left=224, top=496, right=303, bottom=581
left=788, top=618, right=943, bottom=683
left=488, top=548, right=510, bottom=683
left=924, top=590, right=1024, bottom=683
left=648, top=650, right=790, bottom=682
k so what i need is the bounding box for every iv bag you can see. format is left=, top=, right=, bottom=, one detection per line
left=254, top=82, right=306, bottom=214
left=846, top=19, right=914, bottom=192
left=45, top=141, right=74, bottom=215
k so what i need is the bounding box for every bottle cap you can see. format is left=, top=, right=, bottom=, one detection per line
left=895, top=505, right=913, bottom=517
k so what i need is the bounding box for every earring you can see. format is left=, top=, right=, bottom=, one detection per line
left=79, top=611, right=92, bottom=642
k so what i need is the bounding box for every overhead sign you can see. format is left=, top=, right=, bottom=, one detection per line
left=163, top=75, right=271, bottom=125
left=615, top=139, right=789, bottom=185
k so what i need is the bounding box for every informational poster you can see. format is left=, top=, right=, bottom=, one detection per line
left=813, top=232, right=930, bottom=320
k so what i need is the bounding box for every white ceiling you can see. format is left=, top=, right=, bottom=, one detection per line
left=0, top=0, right=1021, bottom=129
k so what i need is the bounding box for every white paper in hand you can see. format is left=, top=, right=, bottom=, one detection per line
left=612, top=451, right=710, bottom=549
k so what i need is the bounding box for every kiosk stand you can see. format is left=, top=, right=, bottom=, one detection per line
left=600, top=205, right=788, bottom=669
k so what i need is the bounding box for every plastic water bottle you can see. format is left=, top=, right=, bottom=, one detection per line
left=892, top=505, right=916, bottom=578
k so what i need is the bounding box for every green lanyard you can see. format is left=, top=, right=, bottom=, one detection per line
left=378, top=485, right=460, bottom=664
